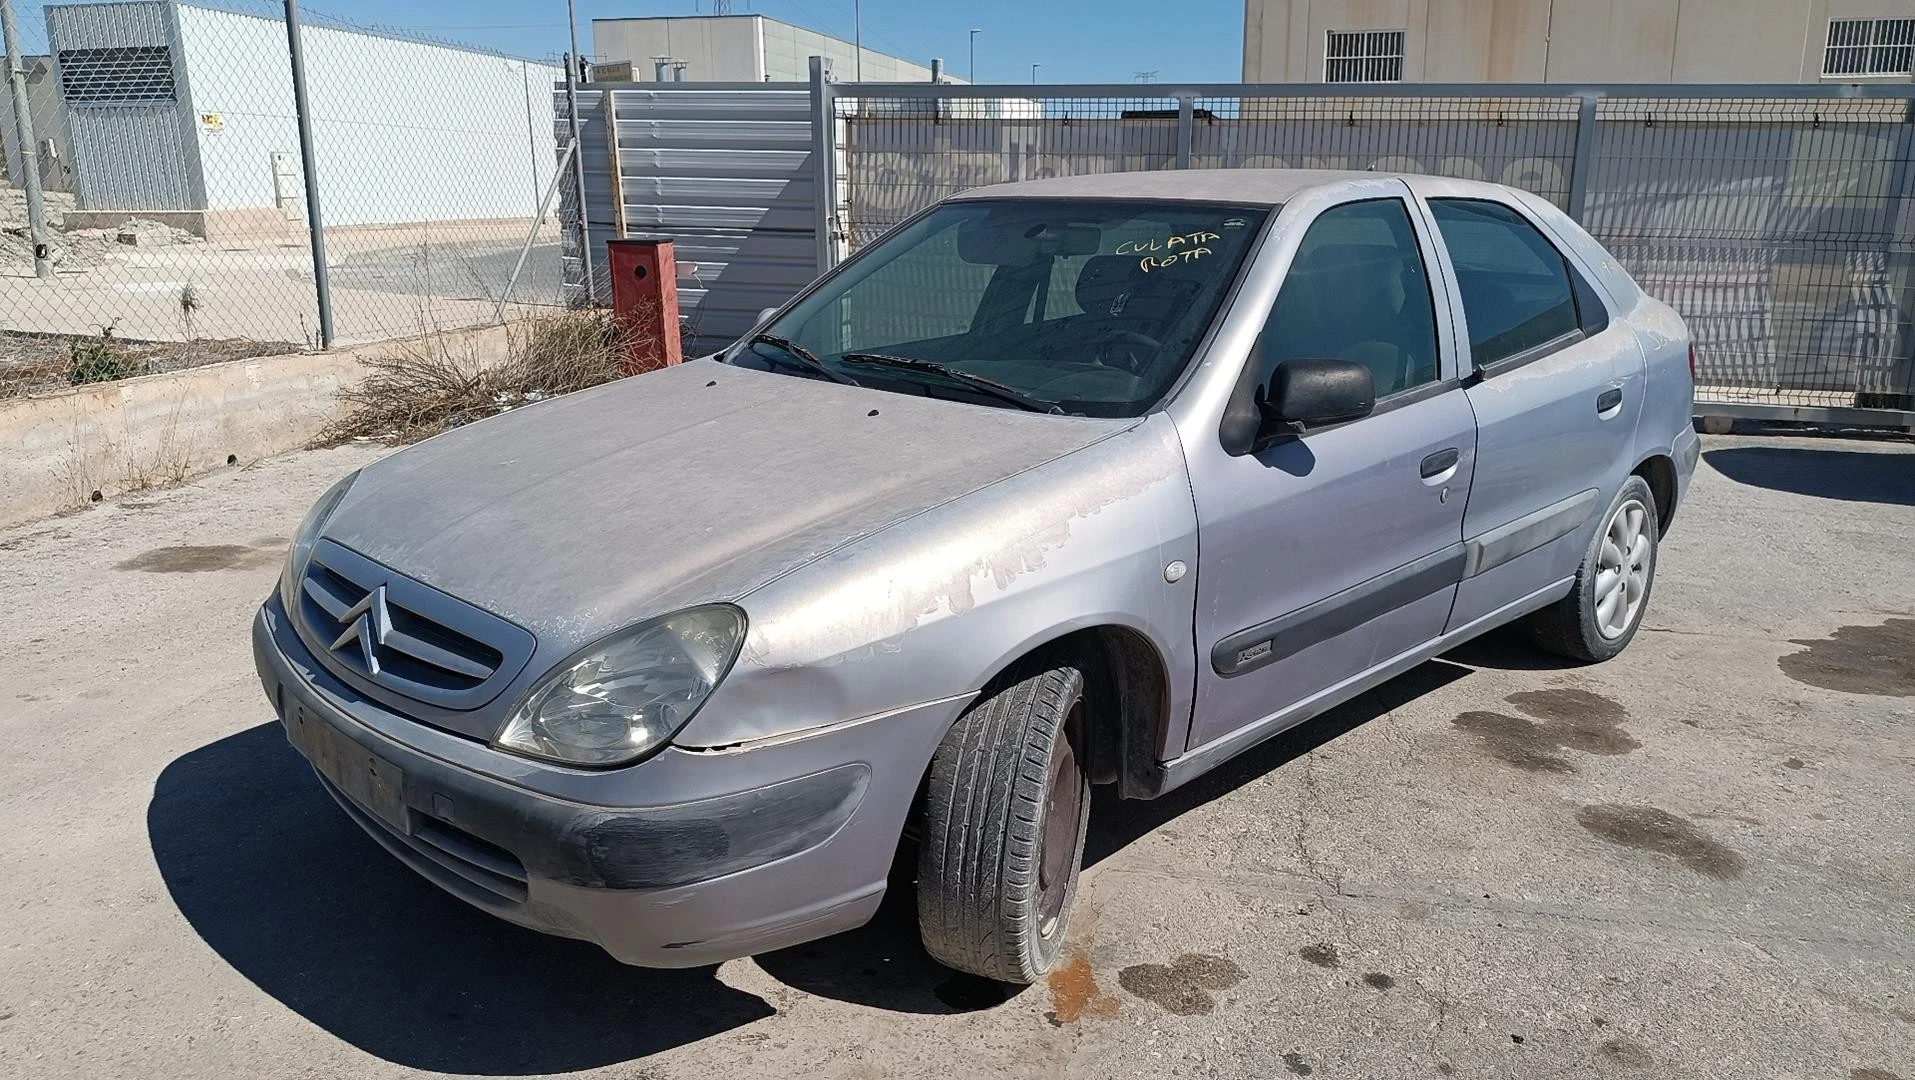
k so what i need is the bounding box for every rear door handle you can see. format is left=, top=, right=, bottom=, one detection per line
left=1420, top=447, right=1460, bottom=480
left=1596, top=387, right=1624, bottom=415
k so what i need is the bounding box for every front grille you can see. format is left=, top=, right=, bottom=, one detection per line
left=296, top=539, right=535, bottom=711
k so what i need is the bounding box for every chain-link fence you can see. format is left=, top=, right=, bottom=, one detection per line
left=830, top=83, right=1915, bottom=421
left=2, top=0, right=568, bottom=396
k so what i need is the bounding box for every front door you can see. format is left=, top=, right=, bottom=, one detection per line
left=1410, top=188, right=1647, bottom=631
left=1184, top=192, right=1478, bottom=752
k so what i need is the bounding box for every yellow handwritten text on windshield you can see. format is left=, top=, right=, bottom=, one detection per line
left=1138, top=248, right=1212, bottom=272
left=1114, top=230, right=1222, bottom=256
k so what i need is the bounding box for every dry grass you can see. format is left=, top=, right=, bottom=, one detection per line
left=322, top=309, right=652, bottom=444
left=0, top=330, right=299, bottom=398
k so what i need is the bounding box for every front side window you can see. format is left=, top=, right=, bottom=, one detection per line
left=1253, top=198, right=1441, bottom=399
left=743, top=199, right=1269, bottom=417
left=1428, top=198, right=1583, bottom=370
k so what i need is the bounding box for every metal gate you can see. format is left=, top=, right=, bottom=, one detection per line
left=568, top=79, right=823, bottom=354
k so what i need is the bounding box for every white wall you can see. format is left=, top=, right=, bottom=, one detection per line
left=176, top=4, right=559, bottom=226
left=592, top=16, right=943, bottom=84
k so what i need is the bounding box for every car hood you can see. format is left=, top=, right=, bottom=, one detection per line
left=322, top=359, right=1132, bottom=650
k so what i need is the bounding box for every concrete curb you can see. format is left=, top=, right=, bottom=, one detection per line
left=0, top=324, right=510, bottom=529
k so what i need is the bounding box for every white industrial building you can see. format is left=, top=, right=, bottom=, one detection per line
left=592, top=14, right=950, bottom=83
left=42, top=1, right=559, bottom=238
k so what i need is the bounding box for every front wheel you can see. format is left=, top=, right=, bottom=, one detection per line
left=1528, top=474, right=1660, bottom=662
left=916, top=651, right=1090, bottom=985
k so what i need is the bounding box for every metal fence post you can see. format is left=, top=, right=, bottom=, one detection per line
left=810, top=55, right=839, bottom=273
left=1565, top=92, right=1599, bottom=224
left=1175, top=94, right=1194, bottom=169
left=283, top=0, right=333, bottom=347
left=564, top=0, right=595, bottom=305
left=2, top=0, right=52, bottom=280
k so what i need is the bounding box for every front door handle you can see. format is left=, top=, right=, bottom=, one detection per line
left=1420, top=447, right=1460, bottom=479
left=1596, top=387, right=1624, bottom=415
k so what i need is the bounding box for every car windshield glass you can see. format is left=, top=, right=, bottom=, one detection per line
left=734, top=199, right=1271, bottom=417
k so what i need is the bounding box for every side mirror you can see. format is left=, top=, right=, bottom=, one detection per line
left=1258, top=359, right=1375, bottom=441
left=755, top=306, right=780, bottom=327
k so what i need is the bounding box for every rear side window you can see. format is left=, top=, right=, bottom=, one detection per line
left=1429, top=198, right=1602, bottom=370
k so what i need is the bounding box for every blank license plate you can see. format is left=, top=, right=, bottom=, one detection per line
left=286, top=704, right=409, bottom=834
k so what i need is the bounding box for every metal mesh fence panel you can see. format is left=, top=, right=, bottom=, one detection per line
left=836, top=92, right=1187, bottom=249
left=1582, top=97, right=1914, bottom=407
left=2, top=0, right=568, bottom=398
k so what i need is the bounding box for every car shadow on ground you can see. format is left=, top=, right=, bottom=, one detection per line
left=148, top=722, right=777, bottom=1076
left=1703, top=444, right=1915, bottom=506
left=153, top=656, right=1487, bottom=1059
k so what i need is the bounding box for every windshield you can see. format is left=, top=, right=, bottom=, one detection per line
left=735, top=199, right=1271, bottom=417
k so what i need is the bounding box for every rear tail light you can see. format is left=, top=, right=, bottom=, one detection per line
left=1687, top=342, right=1697, bottom=380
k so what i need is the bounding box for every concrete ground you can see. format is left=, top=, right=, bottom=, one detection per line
left=0, top=220, right=564, bottom=348
left=0, top=431, right=1910, bottom=1080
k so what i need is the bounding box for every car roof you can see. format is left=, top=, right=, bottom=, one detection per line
left=950, top=168, right=1500, bottom=206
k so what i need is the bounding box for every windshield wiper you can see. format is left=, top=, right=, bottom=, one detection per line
left=839, top=352, right=1056, bottom=413
left=744, top=334, right=860, bottom=386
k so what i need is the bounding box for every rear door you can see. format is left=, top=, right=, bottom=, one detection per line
left=1409, top=182, right=1646, bottom=631
left=1183, top=188, right=1477, bottom=751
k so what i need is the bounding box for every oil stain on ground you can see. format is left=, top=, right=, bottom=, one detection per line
left=1297, top=942, right=1340, bottom=968
left=1576, top=804, right=1745, bottom=879
left=1454, top=688, right=1639, bottom=773
left=1779, top=619, right=1915, bottom=697
left=1044, top=953, right=1119, bottom=1027
left=1851, top=1069, right=1906, bottom=1080
left=1281, top=1051, right=1314, bottom=1076
left=116, top=544, right=280, bottom=573
left=1116, top=953, right=1244, bottom=1016
left=1600, top=1038, right=1654, bottom=1067
left=1362, top=972, right=1396, bottom=990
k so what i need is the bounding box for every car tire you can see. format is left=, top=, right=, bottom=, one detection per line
left=916, top=650, right=1090, bottom=985
left=1528, top=474, right=1660, bottom=663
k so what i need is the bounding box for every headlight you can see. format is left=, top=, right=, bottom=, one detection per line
left=279, top=470, right=359, bottom=612
left=494, top=605, right=746, bottom=767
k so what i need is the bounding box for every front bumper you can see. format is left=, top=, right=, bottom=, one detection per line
left=252, top=597, right=969, bottom=967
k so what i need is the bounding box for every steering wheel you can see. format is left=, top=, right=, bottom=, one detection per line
left=1093, top=330, right=1164, bottom=375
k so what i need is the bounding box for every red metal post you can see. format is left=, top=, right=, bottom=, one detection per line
left=605, top=238, right=683, bottom=374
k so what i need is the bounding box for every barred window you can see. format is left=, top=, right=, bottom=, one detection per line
left=57, top=45, right=176, bottom=104
left=1823, top=18, right=1915, bottom=77
left=1325, top=30, right=1405, bottom=83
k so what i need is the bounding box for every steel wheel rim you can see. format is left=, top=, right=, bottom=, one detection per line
left=1035, top=700, right=1085, bottom=940
left=1595, top=497, right=1651, bottom=640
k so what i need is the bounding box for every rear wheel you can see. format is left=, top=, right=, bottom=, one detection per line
left=1528, top=475, right=1659, bottom=663
left=916, top=651, right=1090, bottom=985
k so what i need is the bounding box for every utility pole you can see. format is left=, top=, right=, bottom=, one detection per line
left=564, top=0, right=595, bottom=303
left=854, top=0, right=862, bottom=82
left=283, top=0, right=332, bottom=346
left=969, top=28, right=981, bottom=82
left=2, top=0, right=51, bottom=279
left=1031, top=62, right=1040, bottom=83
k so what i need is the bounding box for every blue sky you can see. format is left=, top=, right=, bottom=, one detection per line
left=268, top=0, right=1244, bottom=85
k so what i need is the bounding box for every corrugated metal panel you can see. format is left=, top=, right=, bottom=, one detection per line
left=45, top=1, right=171, bottom=49
left=46, top=1, right=195, bottom=210
left=65, top=105, right=193, bottom=208
left=567, top=82, right=820, bottom=354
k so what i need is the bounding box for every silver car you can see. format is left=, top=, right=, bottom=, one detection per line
left=253, top=170, right=1698, bottom=984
